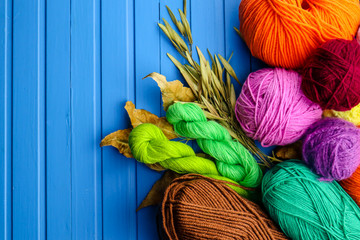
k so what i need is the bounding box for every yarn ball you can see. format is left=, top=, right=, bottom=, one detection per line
left=235, top=68, right=322, bottom=147
left=302, top=118, right=360, bottom=181
left=323, top=103, right=360, bottom=126
left=301, top=39, right=360, bottom=111
left=340, top=165, right=360, bottom=207
left=162, top=174, right=288, bottom=240
left=262, top=159, right=360, bottom=240
left=239, top=0, right=360, bottom=69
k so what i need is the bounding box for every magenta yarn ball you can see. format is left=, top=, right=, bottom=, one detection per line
left=235, top=68, right=322, bottom=147
left=302, top=118, right=360, bottom=181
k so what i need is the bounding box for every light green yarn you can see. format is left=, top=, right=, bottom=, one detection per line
left=128, top=123, right=249, bottom=197
left=262, top=159, right=360, bottom=240
left=166, top=102, right=262, bottom=188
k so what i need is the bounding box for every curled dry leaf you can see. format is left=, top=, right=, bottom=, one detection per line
left=100, top=129, right=133, bottom=158
left=101, top=102, right=178, bottom=158
left=144, top=72, right=195, bottom=111
left=274, top=141, right=303, bottom=160
left=137, top=171, right=182, bottom=211
left=125, top=101, right=177, bottom=139
left=146, top=163, right=166, bottom=172
left=323, top=109, right=335, bottom=118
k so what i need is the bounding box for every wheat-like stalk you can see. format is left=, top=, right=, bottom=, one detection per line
left=158, top=0, right=273, bottom=168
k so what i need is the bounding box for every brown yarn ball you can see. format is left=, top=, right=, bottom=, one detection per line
left=162, top=174, right=288, bottom=240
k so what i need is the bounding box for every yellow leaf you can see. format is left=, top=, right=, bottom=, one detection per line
left=144, top=72, right=196, bottom=111
left=125, top=101, right=177, bottom=139
left=274, top=141, right=302, bottom=160
left=100, top=129, right=133, bottom=158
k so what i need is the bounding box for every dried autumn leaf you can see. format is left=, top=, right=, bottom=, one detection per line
left=137, top=171, right=181, bottom=211
left=146, top=163, right=166, bottom=172
left=100, top=129, right=133, bottom=158
left=125, top=101, right=177, bottom=139
left=323, top=109, right=335, bottom=118
left=274, top=141, right=302, bottom=160
left=144, top=72, right=196, bottom=111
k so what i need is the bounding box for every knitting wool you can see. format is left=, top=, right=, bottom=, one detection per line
left=323, top=103, right=360, bottom=127
left=162, top=174, right=288, bottom=240
left=302, top=118, right=360, bottom=181
left=239, top=0, right=360, bottom=69
left=129, top=123, right=248, bottom=196
left=340, top=165, right=360, bottom=207
left=302, top=39, right=360, bottom=111
left=235, top=68, right=322, bottom=147
left=262, top=160, right=360, bottom=240
left=166, top=102, right=262, bottom=188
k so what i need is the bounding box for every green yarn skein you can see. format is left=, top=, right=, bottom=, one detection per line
left=166, top=102, right=262, bottom=188
left=128, top=123, right=249, bottom=196
left=262, top=159, right=360, bottom=240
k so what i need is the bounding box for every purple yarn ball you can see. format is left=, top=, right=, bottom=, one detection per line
left=302, top=118, right=360, bottom=181
left=235, top=68, right=322, bottom=147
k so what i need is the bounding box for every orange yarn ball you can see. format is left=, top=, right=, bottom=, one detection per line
left=340, top=166, right=360, bottom=207
left=239, top=0, right=360, bottom=69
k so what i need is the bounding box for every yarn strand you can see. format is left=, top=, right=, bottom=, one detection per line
left=128, top=123, right=249, bottom=196
left=166, top=102, right=262, bottom=188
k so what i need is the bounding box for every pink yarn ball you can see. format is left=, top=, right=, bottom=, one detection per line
left=235, top=68, right=322, bottom=147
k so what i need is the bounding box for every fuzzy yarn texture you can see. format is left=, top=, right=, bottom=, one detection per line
left=323, top=103, right=360, bottom=126
left=239, top=0, right=360, bottom=69
left=166, top=102, right=262, bottom=188
left=235, top=68, right=322, bottom=147
left=128, top=123, right=249, bottom=196
left=340, top=165, right=360, bottom=207
left=302, top=39, right=360, bottom=111
left=262, top=160, right=360, bottom=240
left=302, top=118, right=360, bottom=181
left=162, top=174, right=288, bottom=240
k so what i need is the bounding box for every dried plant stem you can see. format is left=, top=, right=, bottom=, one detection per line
left=158, top=0, right=273, bottom=167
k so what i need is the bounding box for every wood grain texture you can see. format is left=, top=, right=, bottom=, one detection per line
left=46, top=0, right=72, bottom=239
left=0, top=0, right=12, bottom=239
left=0, top=0, right=257, bottom=239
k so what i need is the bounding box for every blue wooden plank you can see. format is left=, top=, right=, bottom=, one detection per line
left=191, top=0, right=225, bottom=60
left=12, top=0, right=46, bottom=239
left=46, top=0, right=71, bottom=239
left=100, top=0, right=137, bottom=239
left=134, top=0, right=163, bottom=239
left=225, top=0, right=251, bottom=92
left=0, top=0, right=12, bottom=239
left=70, top=0, right=102, bottom=238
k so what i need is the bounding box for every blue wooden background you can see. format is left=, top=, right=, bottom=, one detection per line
left=0, top=0, right=265, bottom=239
